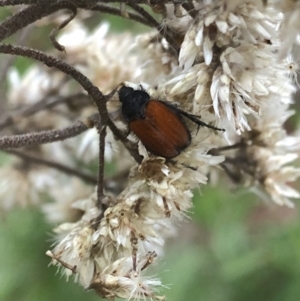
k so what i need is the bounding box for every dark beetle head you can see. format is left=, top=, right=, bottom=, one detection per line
left=118, top=85, right=151, bottom=122
left=118, top=86, right=134, bottom=104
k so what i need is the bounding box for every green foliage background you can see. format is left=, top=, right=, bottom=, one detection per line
left=1, top=8, right=300, bottom=301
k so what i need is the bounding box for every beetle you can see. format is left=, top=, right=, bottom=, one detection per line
left=118, top=85, right=224, bottom=158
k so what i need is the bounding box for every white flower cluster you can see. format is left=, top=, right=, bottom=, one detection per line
left=2, top=0, right=300, bottom=299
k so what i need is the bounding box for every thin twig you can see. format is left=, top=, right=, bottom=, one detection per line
left=0, top=26, right=33, bottom=117
left=20, top=93, right=92, bottom=116
left=0, top=90, right=91, bottom=130
left=5, top=149, right=98, bottom=184
left=49, top=4, right=77, bottom=52
left=46, top=251, right=77, bottom=274
left=0, top=44, right=109, bottom=120
left=5, top=148, right=130, bottom=190
left=96, top=124, right=106, bottom=207
left=127, top=3, right=179, bottom=53
left=127, top=3, right=160, bottom=28
left=0, top=93, right=91, bottom=131
left=77, top=3, right=150, bottom=27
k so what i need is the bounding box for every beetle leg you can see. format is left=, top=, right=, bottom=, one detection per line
left=179, top=110, right=225, bottom=132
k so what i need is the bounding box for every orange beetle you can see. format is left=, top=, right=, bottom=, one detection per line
left=118, top=86, right=224, bottom=158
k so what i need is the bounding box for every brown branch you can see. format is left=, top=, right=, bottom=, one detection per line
left=0, top=1, right=150, bottom=46
left=5, top=149, right=98, bottom=185
left=0, top=0, right=186, bottom=6
left=0, top=120, right=92, bottom=150
left=0, top=1, right=185, bottom=50
left=0, top=43, right=141, bottom=161
left=0, top=4, right=146, bottom=164
left=0, top=2, right=76, bottom=42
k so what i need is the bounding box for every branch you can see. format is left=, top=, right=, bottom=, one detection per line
left=0, top=120, right=92, bottom=150
left=0, top=43, right=142, bottom=161
left=0, top=2, right=77, bottom=42
left=0, top=0, right=187, bottom=6
left=0, top=1, right=151, bottom=46
left=127, top=3, right=161, bottom=29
